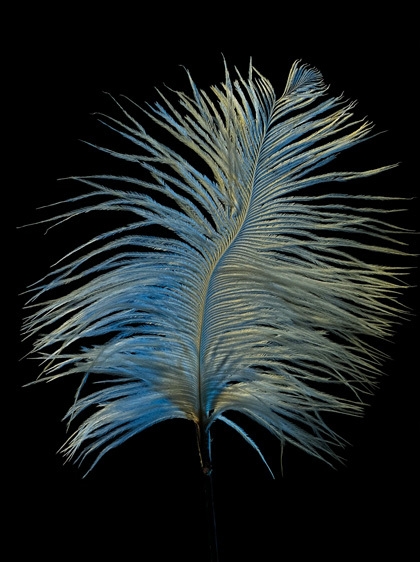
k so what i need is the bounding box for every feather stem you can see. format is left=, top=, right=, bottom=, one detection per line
left=196, top=424, right=219, bottom=561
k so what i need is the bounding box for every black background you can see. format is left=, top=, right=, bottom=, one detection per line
left=14, top=8, right=418, bottom=561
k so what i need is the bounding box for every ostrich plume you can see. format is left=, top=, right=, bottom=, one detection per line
left=22, top=60, right=409, bottom=476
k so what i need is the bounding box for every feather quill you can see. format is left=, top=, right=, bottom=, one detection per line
left=22, top=60, right=409, bottom=475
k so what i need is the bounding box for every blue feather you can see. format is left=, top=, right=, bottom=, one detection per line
left=22, top=60, right=409, bottom=475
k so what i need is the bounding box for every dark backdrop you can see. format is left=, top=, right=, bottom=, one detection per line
left=14, top=8, right=418, bottom=561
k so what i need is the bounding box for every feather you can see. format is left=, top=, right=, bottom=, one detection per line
left=22, top=59, right=409, bottom=476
